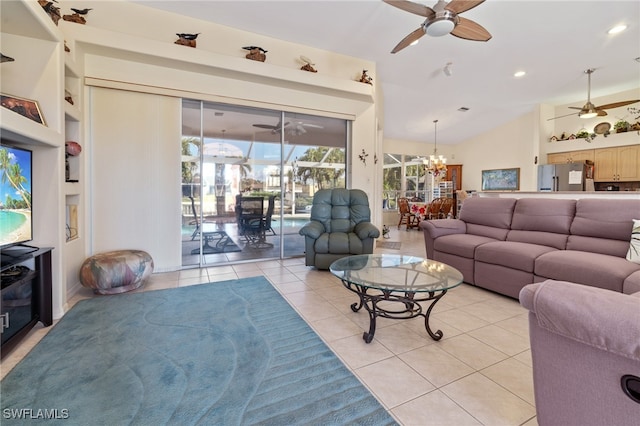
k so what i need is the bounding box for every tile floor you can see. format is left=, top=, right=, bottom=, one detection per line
left=1, top=229, right=538, bottom=425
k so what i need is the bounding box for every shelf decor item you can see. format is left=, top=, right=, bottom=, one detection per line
left=243, top=46, right=268, bottom=62
left=38, top=0, right=61, bottom=25
left=299, top=55, right=317, bottom=73
left=175, top=33, right=200, bottom=48
left=358, top=69, right=373, bottom=85
left=0, top=94, right=45, bottom=125
left=63, top=8, right=92, bottom=25
left=614, top=120, right=630, bottom=133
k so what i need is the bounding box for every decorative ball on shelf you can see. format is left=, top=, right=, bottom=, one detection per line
left=65, top=141, right=82, bottom=157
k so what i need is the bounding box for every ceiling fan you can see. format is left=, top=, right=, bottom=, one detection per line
left=287, top=121, right=324, bottom=136
left=549, top=69, right=640, bottom=120
left=252, top=120, right=289, bottom=134
left=383, top=0, right=491, bottom=54
left=253, top=120, right=323, bottom=135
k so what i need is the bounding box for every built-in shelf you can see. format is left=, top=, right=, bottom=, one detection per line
left=61, top=23, right=374, bottom=103
left=0, top=0, right=61, bottom=42
left=1, top=111, right=63, bottom=148
left=64, top=103, right=81, bottom=122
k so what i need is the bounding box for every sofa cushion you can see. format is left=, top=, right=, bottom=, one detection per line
left=568, top=199, right=640, bottom=257
left=511, top=198, right=576, bottom=234
left=476, top=241, right=557, bottom=273
left=507, top=230, right=568, bottom=250
left=626, top=218, right=640, bottom=264
left=459, top=197, right=516, bottom=238
left=434, top=233, right=498, bottom=259
left=535, top=250, right=640, bottom=292
left=313, top=232, right=364, bottom=255
left=623, top=270, right=640, bottom=295
left=519, top=280, right=640, bottom=362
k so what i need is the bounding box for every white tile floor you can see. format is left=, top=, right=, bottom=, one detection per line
left=1, top=229, right=538, bottom=425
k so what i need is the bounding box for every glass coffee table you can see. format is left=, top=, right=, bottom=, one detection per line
left=330, top=254, right=463, bottom=343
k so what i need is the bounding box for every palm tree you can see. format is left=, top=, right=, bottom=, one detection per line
left=0, top=147, right=31, bottom=209
left=295, top=147, right=345, bottom=189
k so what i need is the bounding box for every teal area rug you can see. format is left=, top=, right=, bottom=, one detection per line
left=1, top=277, right=396, bottom=425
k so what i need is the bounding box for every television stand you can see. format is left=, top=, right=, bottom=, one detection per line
left=1, top=244, right=40, bottom=267
left=1, top=247, right=53, bottom=359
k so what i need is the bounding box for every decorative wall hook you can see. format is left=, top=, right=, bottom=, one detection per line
left=358, top=149, right=369, bottom=165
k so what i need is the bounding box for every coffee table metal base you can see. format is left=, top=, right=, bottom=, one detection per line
left=340, top=280, right=448, bottom=343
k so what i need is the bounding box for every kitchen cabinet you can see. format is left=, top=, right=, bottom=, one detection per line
left=547, top=149, right=594, bottom=164
left=593, top=145, right=640, bottom=182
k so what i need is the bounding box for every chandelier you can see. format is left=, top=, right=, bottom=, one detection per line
left=424, top=119, right=447, bottom=177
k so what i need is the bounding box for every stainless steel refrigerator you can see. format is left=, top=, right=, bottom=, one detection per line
left=537, top=162, right=591, bottom=191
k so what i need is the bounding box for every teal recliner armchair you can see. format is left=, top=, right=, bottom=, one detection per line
left=299, top=188, right=380, bottom=269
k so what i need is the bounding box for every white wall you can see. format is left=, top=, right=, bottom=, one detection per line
left=455, top=112, right=538, bottom=192
left=89, top=88, right=182, bottom=271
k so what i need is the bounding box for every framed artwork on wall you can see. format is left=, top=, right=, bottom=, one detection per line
left=1, top=94, right=46, bottom=125
left=481, top=168, right=520, bottom=191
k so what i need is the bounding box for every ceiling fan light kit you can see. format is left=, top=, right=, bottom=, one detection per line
left=384, top=0, right=491, bottom=54
left=425, top=11, right=457, bottom=36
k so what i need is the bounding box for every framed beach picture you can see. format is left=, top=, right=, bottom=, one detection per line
left=481, top=168, right=520, bottom=191
left=1, top=94, right=46, bottom=125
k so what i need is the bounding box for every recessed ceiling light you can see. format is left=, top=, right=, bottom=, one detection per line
left=410, top=39, right=419, bottom=47
left=514, top=71, right=526, bottom=78
left=608, top=24, right=627, bottom=34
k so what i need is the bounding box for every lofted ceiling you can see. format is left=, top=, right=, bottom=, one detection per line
left=133, top=0, right=640, bottom=145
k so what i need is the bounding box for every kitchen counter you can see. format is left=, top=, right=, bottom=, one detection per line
left=478, top=191, right=640, bottom=200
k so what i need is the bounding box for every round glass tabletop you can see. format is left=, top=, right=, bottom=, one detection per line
left=330, top=254, right=463, bottom=293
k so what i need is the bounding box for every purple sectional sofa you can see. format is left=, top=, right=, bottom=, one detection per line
left=420, top=197, right=640, bottom=298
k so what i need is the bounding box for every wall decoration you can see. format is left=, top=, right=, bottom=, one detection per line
left=358, top=149, right=369, bottom=165
left=1, top=94, right=45, bottom=125
left=63, top=8, right=92, bottom=25
left=243, top=46, right=267, bottom=62
left=481, top=168, right=520, bottom=191
left=358, top=69, right=373, bottom=85
left=1, top=53, right=15, bottom=63
left=175, top=33, right=200, bottom=48
left=299, top=55, right=317, bottom=73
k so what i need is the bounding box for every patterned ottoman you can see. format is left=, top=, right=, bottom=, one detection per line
left=79, top=250, right=154, bottom=295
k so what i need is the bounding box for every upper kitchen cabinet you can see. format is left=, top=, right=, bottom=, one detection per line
left=593, top=145, right=640, bottom=182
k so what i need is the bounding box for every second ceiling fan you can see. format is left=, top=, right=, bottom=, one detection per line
left=383, top=0, right=491, bottom=54
left=549, top=69, right=640, bottom=120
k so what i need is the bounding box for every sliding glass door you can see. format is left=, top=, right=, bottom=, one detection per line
left=181, top=101, right=347, bottom=268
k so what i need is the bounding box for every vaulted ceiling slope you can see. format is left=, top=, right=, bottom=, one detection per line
left=132, top=1, right=640, bottom=145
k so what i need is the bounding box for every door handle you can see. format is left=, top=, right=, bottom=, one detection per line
left=0, top=312, right=9, bottom=331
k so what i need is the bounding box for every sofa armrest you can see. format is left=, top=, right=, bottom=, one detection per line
left=298, top=221, right=325, bottom=239
left=520, top=281, right=640, bottom=362
left=354, top=222, right=380, bottom=240
left=419, top=219, right=466, bottom=258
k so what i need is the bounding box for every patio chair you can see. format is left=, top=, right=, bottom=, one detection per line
left=189, top=196, right=215, bottom=240
left=244, top=195, right=276, bottom=248
left=397, top=197, right=419, bottom=230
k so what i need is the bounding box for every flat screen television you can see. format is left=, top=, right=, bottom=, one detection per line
left=0, top=144, right=33, bottom=251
